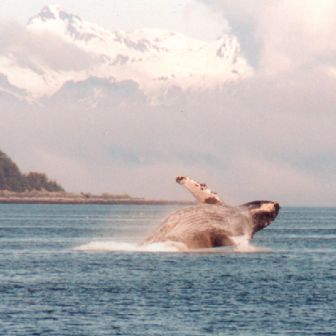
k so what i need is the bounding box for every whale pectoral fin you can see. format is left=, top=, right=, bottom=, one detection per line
left=176, top=176, right=224, bottom=204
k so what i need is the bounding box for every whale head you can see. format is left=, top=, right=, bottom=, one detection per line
left=241, top=200, right=280, bottom=235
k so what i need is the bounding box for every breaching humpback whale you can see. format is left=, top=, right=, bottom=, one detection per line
left=145, top=176, right=280, bottom=249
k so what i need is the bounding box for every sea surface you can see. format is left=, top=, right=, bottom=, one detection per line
left=0, top=204, right=335, bottom=335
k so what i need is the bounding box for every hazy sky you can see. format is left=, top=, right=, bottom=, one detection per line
left=1, top=1, right=336, bottom=206
left=0, top=0, right=227, bottom=41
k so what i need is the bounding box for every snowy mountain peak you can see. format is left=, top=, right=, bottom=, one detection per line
left=28, top=5, right=79, bottom=25
left=27, top=5, right=110, bottom=43
left=1, top=6, right=253, bottom=103
left=215, top=35, right=240, bottom=63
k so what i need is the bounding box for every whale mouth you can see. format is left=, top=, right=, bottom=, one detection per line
left=243, top=200, right=279, bottom=213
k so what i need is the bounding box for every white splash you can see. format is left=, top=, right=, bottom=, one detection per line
left=231, top=235, right=270, bottom=253
left=74, top=240, right=188, bottom=252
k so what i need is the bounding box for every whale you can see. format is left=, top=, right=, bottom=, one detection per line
left=145, top=176, right=280, bottom=249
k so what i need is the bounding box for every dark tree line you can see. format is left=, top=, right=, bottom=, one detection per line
left=0, top=150, right=64, bottom=192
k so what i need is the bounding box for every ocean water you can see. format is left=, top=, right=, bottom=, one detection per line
left=0, top=204, right=335, bottom=336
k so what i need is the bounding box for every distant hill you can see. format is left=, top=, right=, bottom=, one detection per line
left=0, top=150, right=64, bottom=192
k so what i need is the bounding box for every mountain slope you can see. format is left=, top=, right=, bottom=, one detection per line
left=0, top=5, right=252, bottom=102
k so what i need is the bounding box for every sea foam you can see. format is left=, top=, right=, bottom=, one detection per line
left=74, top=240, right=188, bottom=252
left=74, top=238, right=269, bottom=253
left=231, top=235, right=270, bottom=253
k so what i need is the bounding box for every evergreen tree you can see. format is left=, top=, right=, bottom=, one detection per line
left=0, top=150, right=64, bottom=192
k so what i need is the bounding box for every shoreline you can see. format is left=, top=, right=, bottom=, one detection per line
left=0, top=197, right=194, bottom=205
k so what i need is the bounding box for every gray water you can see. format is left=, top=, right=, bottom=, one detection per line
left=0, top=204, right=335, bottom=335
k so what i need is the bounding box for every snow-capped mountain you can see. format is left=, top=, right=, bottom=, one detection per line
left=0, top=5, right=252, bottom=103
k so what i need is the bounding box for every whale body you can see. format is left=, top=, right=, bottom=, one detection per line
left=145, top=177, right=280, bottom=249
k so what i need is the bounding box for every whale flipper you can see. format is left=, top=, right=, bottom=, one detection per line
left=176, top=176, right=224, bottom=205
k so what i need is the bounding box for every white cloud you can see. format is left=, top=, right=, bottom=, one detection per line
left=1, top=1, right=336, bottom=206
left=0, top=23, right=100, bottom=71
left=200, top=0, right=336, bottom=74
left=2, top=75, right=335, bottom=206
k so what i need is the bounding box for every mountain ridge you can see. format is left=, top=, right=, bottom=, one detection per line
left=0, top=5, right=252, bottom=104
